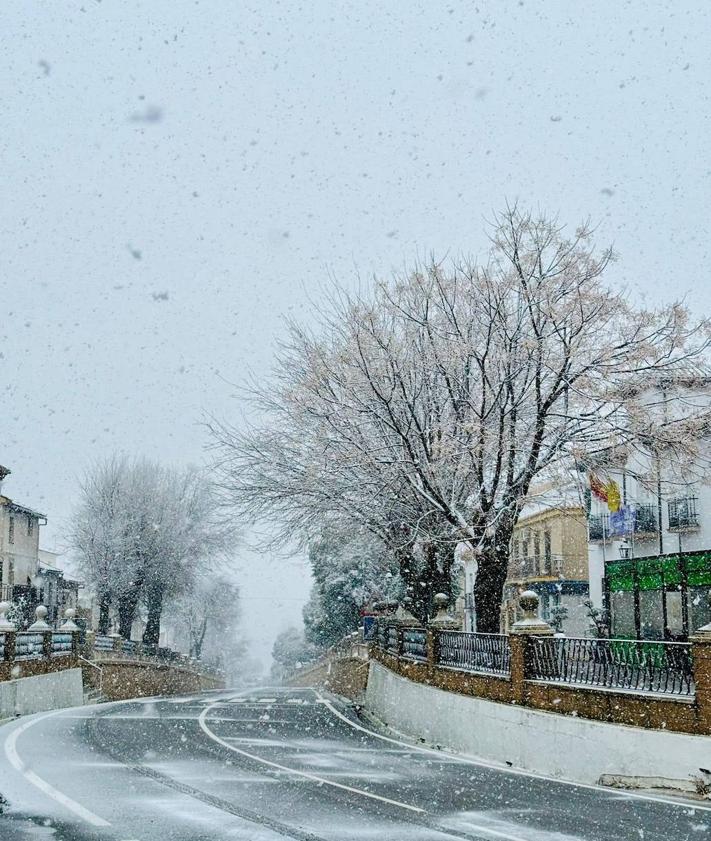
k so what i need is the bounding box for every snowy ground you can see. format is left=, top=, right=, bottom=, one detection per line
left=0, top=687, right=708, bottom=840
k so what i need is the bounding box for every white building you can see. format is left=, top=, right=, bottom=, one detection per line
left=586, top=367, right=711, bottom=639
left=0, top=465, right=46, bottom=601
left=0, top=465, right=80, bottom=626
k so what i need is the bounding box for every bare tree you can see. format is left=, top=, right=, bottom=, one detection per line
left=212, top=207, right=709, bottom=631
left=172, top=576, right=240, bottom=660
left=70, top=456, right=236, bottom=642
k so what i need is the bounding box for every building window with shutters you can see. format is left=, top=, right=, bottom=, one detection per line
left=544, top=530, right=552, bottom=574
left=8, top=516, right=15, bottom=544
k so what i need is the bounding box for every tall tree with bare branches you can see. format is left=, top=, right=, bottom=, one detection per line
left=212, top=207, right=709, bottom=631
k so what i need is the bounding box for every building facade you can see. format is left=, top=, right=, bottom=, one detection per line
left=586, top=370, right=711, bottom=640
left=460, top=482, right=592, bottom=636
left=502, top=501, right=591, bottom=636
left=0, top=466, right=46, bottom=602
left=0, top=465, right=80, bottom=628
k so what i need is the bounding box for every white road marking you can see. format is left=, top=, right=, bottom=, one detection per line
left=313, top=690, right=711, bottom=814
left=3, top=711, right=111, bottom=827
left=197, top=702, right=426, bottom=814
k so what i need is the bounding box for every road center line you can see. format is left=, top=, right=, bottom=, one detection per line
left=4, top=711, right=111, bottom=828
left=197, top=701, right=426, bottom=814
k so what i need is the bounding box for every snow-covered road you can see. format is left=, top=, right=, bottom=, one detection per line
left=0, top=687, right=708, bottom=840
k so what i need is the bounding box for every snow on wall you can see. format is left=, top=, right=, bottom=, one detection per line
left=365, top=661, right=710, bottom=786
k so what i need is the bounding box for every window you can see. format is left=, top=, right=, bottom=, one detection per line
left=512, top=539, right=521, bottom=571
left=634, top=503, right=658, bottom=534
left=588, top=513, right=610, bottom=540
left=27, top=516, right=34, bottom=536
left=543, top=530, right=552, bottom=574
left=533, top=531, right=541, bottom=571
left=667, top=496, right=698, bottom=530
left=8, top=516, right=14, bottom=544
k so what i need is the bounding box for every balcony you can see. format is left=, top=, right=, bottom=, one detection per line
left=511, top=554, right=563, bottom=579
left=634, top=503, right=659, bottom=535
left=588, top=513, right=610, bottom=541
left=668, top=496, right=699, bottom=531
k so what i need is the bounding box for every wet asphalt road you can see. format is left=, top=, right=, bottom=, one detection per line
left=0, top=687, right=708, bottom=841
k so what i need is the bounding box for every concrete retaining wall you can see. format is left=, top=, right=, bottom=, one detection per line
left=365, top=661, right=711, bottom=786
left=0, top=668, right=84, bottom=718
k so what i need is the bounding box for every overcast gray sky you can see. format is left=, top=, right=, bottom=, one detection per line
left=2, top=0, right=710, bottom=663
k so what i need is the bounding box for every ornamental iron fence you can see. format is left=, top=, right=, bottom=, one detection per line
left=14, top=632, right=44, bottom=659
left=372, top=622, right=695, bottom=697
left=528, top=635, right=694, bottom=696
left=437, top=630, right=511, bottom=676
left=50, top=632, right=73, bottom=656
left=401, top=627, right=427, bottom=662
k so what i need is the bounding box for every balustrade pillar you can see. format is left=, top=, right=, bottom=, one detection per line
left=29, top=606, right=53, bottom=662
left=427, top=593, right=457, bottom=673
left=0, top=600, right=16, bottom=679
left=691, top=619, right=711, bottom=735
left=509, top=590, right=553, bottom=705
left=60, top=608, right=81, bottom=665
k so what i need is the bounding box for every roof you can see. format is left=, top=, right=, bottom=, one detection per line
left=3, top=499, right=47, bottom=520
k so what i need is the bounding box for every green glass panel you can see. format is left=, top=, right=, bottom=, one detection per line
left=661, top=557, right=682, bottom=586
left=608, top=573, right=634, bottom=592
left=638, top=572, right=663, bottom=591
left=686, top=552, right=711, bottom=586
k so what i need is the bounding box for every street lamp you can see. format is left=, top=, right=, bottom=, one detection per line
left=618, top=540, right=632, bottom=560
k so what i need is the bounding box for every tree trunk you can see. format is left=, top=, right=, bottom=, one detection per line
left=98, top=591, right=111, bottom=635
left=472, top=536, right=510, bottom=633
left=117, top=584, right=142, bottom=639
left=421, top=542, right=455, bottom=621
left=397, top=542, right=455, bottom=624
left=192, top=618, right=208, bottom=660
left=143, top=583, right=165, bottom=647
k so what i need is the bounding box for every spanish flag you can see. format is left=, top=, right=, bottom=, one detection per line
left=588, top=472, right=621, bottom=513
left=605, top=478, right=621, bottom=513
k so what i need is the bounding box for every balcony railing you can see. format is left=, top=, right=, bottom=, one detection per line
left=668, top=496, right=699, bottom=531
left=588, top=513, right=610, bottom=541
left=634, top=503, right=659, bottom=534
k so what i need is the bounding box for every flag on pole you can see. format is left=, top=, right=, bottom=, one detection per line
left=588, top=472, right=621, bottom=512
left=588, top=472, right=608, bottom=503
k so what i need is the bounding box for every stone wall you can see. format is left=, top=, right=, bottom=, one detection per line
left=83, top=658, right=225, bottom=701
left=286, top=656, right=369, bottom=701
